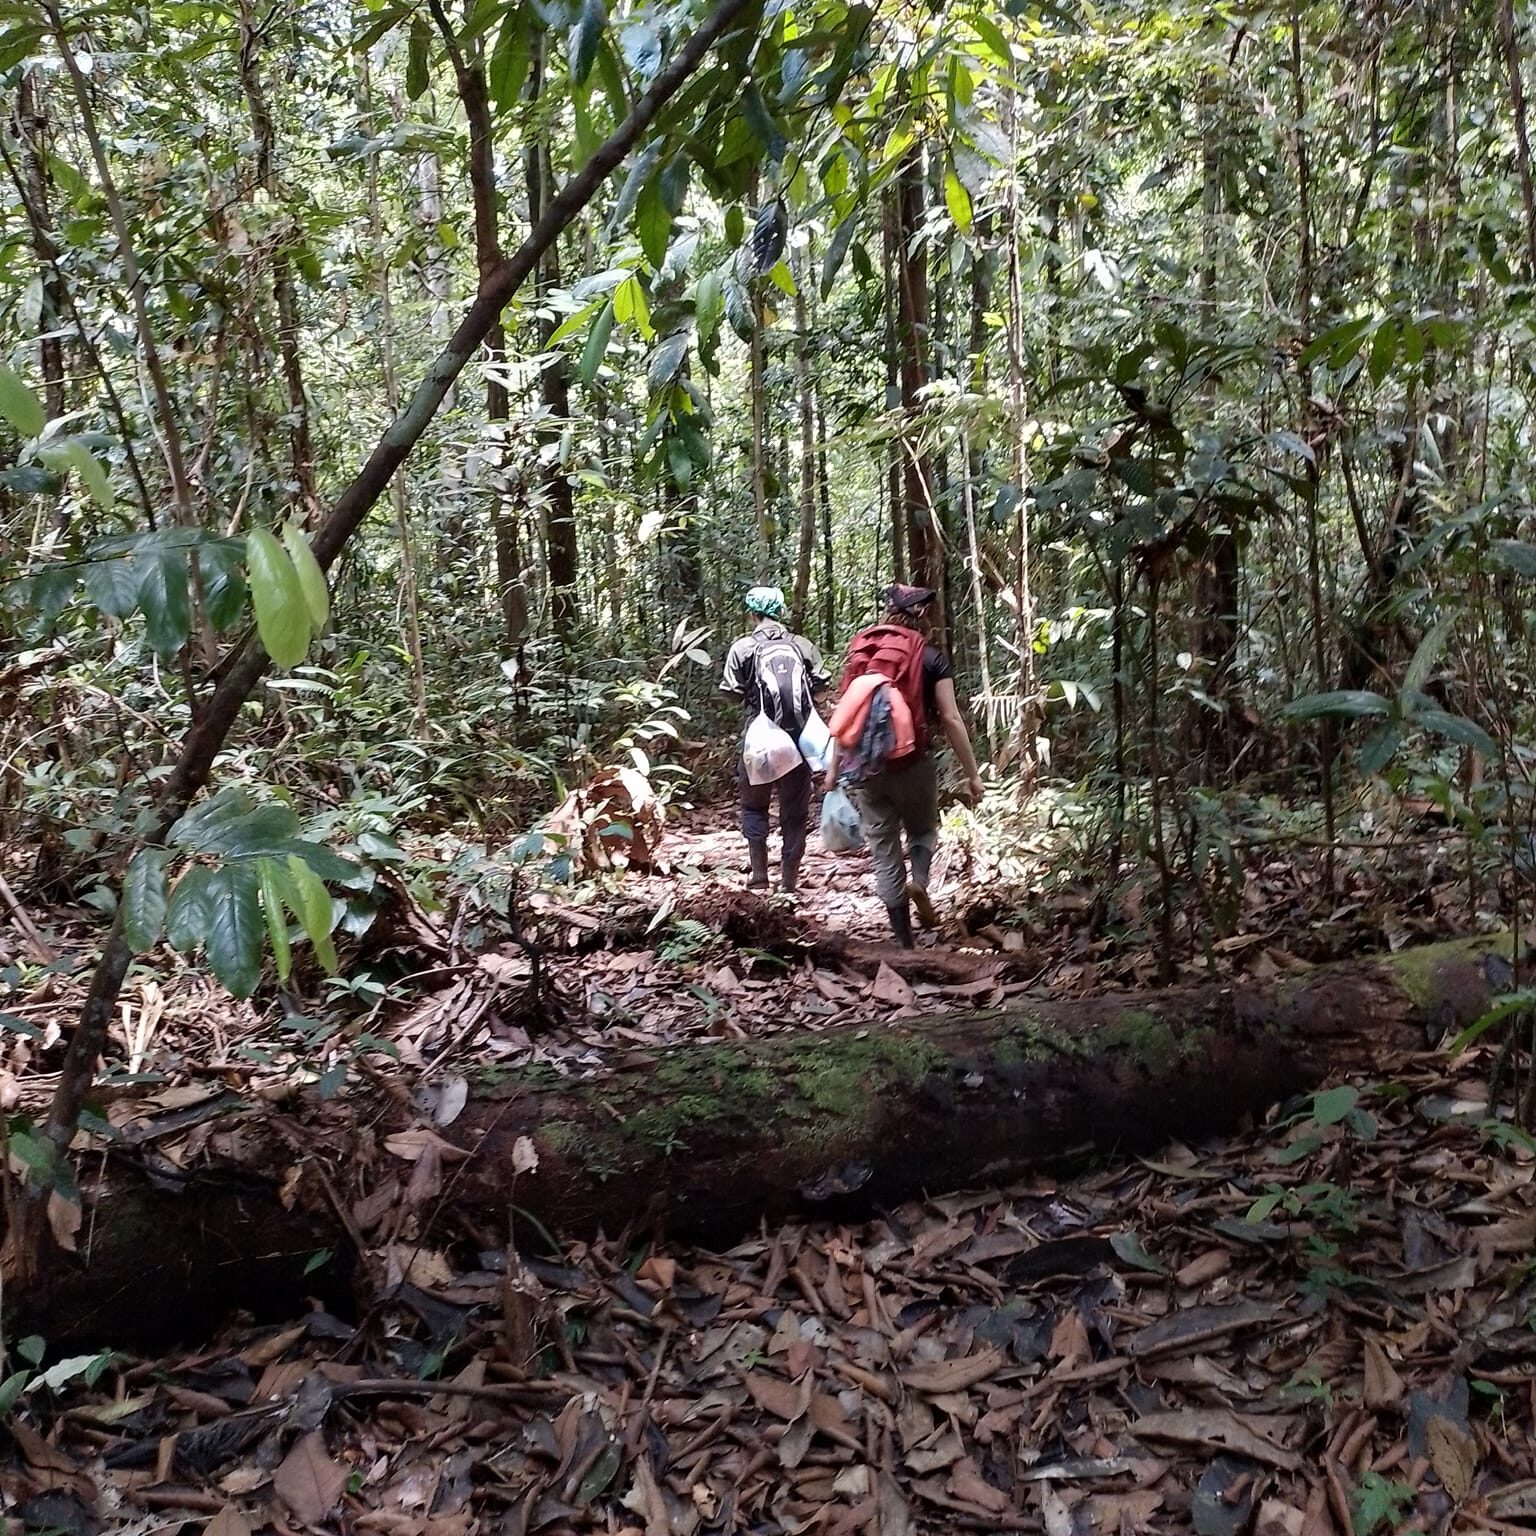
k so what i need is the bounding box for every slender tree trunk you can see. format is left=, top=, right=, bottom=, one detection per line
left=236, top=1, right=319, bottom=519
left=523, top=39, right=578, bottom=644
left=1498, top=0, right=1536, bottom=274
left=880, top=194, right=906, bottom=582
left=895, top=146, right=938, bottom=603
left=749, top=286, right=771, bottom=563
left=790, top=246, right=816, bottom=630
left=13, top=74, right=65, bottom=422
left=1290, top=2, right=1335, bottom=893
left=3, top=0, right=759, bottom=1294
left=817, top=397, right=835, bottom=653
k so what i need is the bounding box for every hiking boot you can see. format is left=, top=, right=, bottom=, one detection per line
left=746, top=840, right=770, bottom=890
left=885, top=900, right=914, bottom=949
left=780, top=856, right=801, bottom=896
left=907, top=881, right=938, bottom=930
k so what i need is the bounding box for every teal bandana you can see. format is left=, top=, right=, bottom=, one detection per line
left=745, top=585, right=786, bottom=618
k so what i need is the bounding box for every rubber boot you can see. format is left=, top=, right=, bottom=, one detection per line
left=780, top=856, right=801, bottom=897
left=746, top=840, right=770, bottom=890
left=907, top=843, right=938, bottom=930
left=885, top=899, right=914, bottom=949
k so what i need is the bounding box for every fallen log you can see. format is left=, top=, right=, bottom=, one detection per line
left=9, top=932, right=1515, bottom=1344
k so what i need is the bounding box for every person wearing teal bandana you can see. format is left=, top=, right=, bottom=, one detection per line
left=720, top=585, right=830, bottom=893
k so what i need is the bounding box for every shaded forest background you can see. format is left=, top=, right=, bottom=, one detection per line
left=1, top=0, right=1535, bottom=999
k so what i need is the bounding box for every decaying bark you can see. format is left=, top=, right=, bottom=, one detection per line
left=10, top=934, right=1511, bottom=1345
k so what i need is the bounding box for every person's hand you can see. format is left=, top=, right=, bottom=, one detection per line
left=824, top=772, right=837, bottom=794
left=964, top=773, right=984, bottom=806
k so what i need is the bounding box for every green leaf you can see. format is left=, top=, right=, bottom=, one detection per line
left=943, top=168, right=972, bottom=234
left=647, top=331, right=689, bottom=392
left=1448, top=988, right=1536, bottom=1055
left=1403, top=614, right=1452, bottom=695
left=1108, top=1229, right=1166, bottom=1275
left=635, top=173, right=671, bottom=269
left=820, top=211, right=858, bottom=297
left=136, top=548, right=190, bottom=655
left=203, top=860, right=264, bottom=998
left=767, top=258, right=796, bottom=297
left=568, top=0, right=605, bottom=85
left=1490, top=539, right=1536, bottom=577
left=121, top=850, right=170, bottom=955
left=0, top=362, right=44, bottom=438
left=166, top=865, right=218, bottom=952
left=199, top=538, right=248, bottom=630
left=65, top=440, right=114, bottom=511
left=246, top=527, right=311, bottom=668
left=548, top=296, right=604, bottom=346
left=1310, top=1085, right=1357, bottom=1127
left=750, top=199, right=788, bottom=277
left=1299, top=314, right=1371, bottom=368
left=406, top=12, right=430, bottom=100
left=578, top=297, right=615, bottom=386
left=612, top=273, right=652, bottom=340
left=1409, top=705, right=1496, bottom=756
left=741, top=84, right=786, bottom=162
left=970, top=12, right=1012, bottom=67
left=1367, top=319, right=1399, bottom=387
left=1282, top=689, right=1391, bottom=721
left=82, top=552, right=141, bottom=620
left=489, top=4, right=532, bottom=111
left=257, top=856, right=293, bottom=984
left=286, top=853, right=339, bottom=973
left=724, top=205, right=745, bottom=247
left=281, top=524, right=330, bottom=631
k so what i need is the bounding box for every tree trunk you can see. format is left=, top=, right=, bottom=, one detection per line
left=790, top=246, right=816, bottom=631
left=15, top=934, right=1508, bottom=1343
left=13, top=74, right=66, bottom=422
left=895, top=146, right=938, bottom=606
left=880, top=194, right=906, bottom=582
left=524, top=40, right=578, bottom=644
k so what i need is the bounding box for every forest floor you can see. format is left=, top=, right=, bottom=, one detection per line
left=1, top=794, right=1534, bottom=1535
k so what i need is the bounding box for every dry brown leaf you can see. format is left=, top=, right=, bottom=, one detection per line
left=1427, top=1416, right=1478, bottom=1503
left=1254, top=1499, right=1306, bottom=1536
left=512, top=1134, right=539, bottom=1174
left=1131, top=1408, right=1300, bottom=1471
left=947, top=1457, right=1009, bottom=1516
left=383, top=1128, right=470, bottom=1163
left=1047, top=1308, right=1091, bottom=1369
left=900, top=1347, right=1004, bottom=1394
left=46, top=1190, right=81, bottom=1253
left=273, top=1430, right=349, bottom=1526
left=204, top=1507, right=255, bottom=1536
left=1174, top=1248, right=1231, bottom=1288
left=1362, top=1336, right=1404, bottom=1411
left=742, top=1368, right=810, bottom=1421
left=876, top=1468, right=915, bottom=1536
left=1041, top=1484, right=1074, bottom=1536
left=868, top=963, right=915, bottom=1007
left=623, top=1452, right=670, bottom=1536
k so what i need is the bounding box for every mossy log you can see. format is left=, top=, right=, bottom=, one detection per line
left=11, top=933, right=1512, bottom=1345
left=454, top=931, right=1511, bottom=1242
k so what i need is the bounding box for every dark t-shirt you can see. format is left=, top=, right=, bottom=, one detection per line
left=920, top=644, right=952, bottom=723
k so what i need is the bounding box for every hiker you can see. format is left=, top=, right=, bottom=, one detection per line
left=824, top=583, right=984, bottom=947
left=720, top=585, right=831, bottom=894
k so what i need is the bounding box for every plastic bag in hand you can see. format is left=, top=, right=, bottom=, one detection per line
left=820, top=785, right=864, bottom=851
left=743, top=710, right=803, bottom=784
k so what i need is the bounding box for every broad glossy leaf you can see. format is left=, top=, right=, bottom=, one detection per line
left=406, top=13, right=430, bottom=100
left=612, top=273, right=652, bottom=339
left=0, top=362, right=44, bottom=438
left=204, top=860, right=264, bottom=998
left=82, top=552, right=141, bottom=620
left=742, top=85, right=785, bottom=163
left=246, top=527, right=311, bottom=667
left=121, top=849, right=169, bottom=954
left=578, top=298, right=615, bottom=386
left=943, top=168, right=972, bottom=234
left=136, top=548, right=190, bottom=655
left=170, top=787, right=255, bottom=851
left=199, top=539, right=248, bottom=630
left=724, top=205, right=745, bottom=247
left=166, top=865, right=218, bottom=952
left=489, top=3, right=532, bottom=111
left=1410, top=705, right=1496, bottom=756
left=190, top=804, right=303, bottom=857
left=568, top=0, right=604, bottom=85
left=635, top=173, right=671, bottom=269
left=281, top=524, right=330, bottom=631
left=619, top=19, right=660, bottom=79
left=286, top=854, right=339, bottom=973
left=750, top=199, right=787, bottom=276
left=820, top=211, right=858, bottom=296
left=257, top=856, right=293, bottom=983
left=647, top=331, right=689, bottom=392
left=1282, top=689, right=1391, bottom=721
left=65, top=440, right=113, bottom=511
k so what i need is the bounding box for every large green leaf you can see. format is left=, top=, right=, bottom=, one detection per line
left=257, top=857, right=294, bottom=983
left=406, top=12, right=431, bottom=100
left=165, top=865, right=218, bottom=952
left=281, top=524, right=330, bottom=631
left=635, top=172, right=671, bottom=270
left=82, top=553, right=141, bottom=620
left=0, top=362, right=44, bottom=438
left=121, top=850, right=170, bottom=955
left=203, top=860, right=264, bottom=998
left=65, top=441, right=114, bottom=511
left=136, top=548, right=190, bottom=655
left=578, top=298, right=615, bottom=386
left=647, top=331, right=690, bottom=392
left=246, top=527, right=311, bottom=667
left=568, top=0, right=605, bottom=85
left=1282, top=689, right=1391, bottom=721
left=286, top=853, right=339, bottom=973
left=489, top=3, right=532, bottom=110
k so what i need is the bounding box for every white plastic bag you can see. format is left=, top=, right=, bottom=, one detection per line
left=820, top=785, right=864, bottom=851
left=743, top=710, right=802, bottom=784
left=797, top=708, right=832, bottom=772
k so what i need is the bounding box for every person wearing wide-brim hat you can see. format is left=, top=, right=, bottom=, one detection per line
left=720, top=586, right=831, bottom=894
left=824, top=583, right=984, bottom=946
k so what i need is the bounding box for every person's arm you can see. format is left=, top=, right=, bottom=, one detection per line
left=823, top=737, right=842, bottom=792
left=934, top=677, right=984, bottom=803
left=798, top=636, right=833, bottom=698
left=720, top=639, right=747, bottom=697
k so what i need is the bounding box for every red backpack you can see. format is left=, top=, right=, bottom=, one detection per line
left=838, top=624, right=929, bottom=761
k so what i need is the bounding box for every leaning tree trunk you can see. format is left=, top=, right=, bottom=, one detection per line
left=12, top=934, right=1510, bottom=1344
